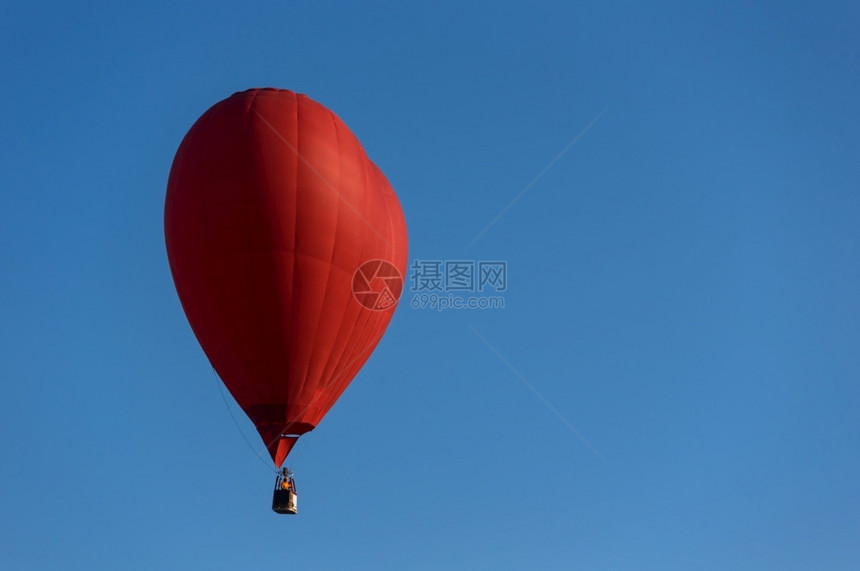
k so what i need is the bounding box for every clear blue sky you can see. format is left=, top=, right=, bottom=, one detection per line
left=2, top=2, right=858, bottom=569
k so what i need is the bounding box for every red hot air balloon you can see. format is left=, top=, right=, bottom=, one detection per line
left=165, top=88, right=408, bottom=479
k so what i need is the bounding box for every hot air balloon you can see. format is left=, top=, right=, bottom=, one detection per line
left=164, top=88, right=408, bottom=513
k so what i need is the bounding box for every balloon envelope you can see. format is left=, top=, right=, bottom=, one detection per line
left=165, top=88, right=408, bottom=466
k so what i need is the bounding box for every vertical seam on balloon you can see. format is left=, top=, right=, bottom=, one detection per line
left=323, top=120, right=368, bottom=402
left=291, top=97, right=331, bottom=423
left=281, top=91, right=298, bottom=420
left=326, top=134, right=373, bottom=391
left=289, top=92, right=304, bottom=423
left=246, top=89, right=273, bottom=409
left=297, top=108, right=342, bottom=418
left=284, top=91, right=298, bottom=421
left=313, top=110, right=347, bottom=400
left=324, top=114, right=370, bottom=408
left=319, top=132, right=377, bottom=416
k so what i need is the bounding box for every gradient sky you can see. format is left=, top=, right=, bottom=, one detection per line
left=2, top=2, right=858, bottom=569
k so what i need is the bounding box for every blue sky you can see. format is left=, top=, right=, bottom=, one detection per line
left=1, top=1, right=858, bottom=569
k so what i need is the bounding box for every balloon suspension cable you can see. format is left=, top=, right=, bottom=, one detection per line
left=288, top=437, right=307, bottom=468
left=212, top=367, right=277, bottom=473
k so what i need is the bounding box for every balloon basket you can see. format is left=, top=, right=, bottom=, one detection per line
left=272, top=489, right=298, bottom=514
